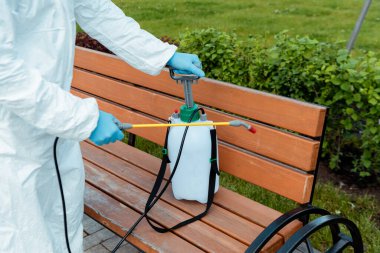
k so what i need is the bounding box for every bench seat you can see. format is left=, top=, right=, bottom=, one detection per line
left=81, top=141, right=301, bottom=253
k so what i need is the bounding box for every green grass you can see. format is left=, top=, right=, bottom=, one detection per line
left=112, top=0, right=380, bottom=52
left=131, top=136, right=380, bottom=252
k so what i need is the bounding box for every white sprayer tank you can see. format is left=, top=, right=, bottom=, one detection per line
left=168, top=116, right=219, bottom=204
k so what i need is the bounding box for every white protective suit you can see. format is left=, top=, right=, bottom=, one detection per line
left=0, top=0, right=176, bottom=252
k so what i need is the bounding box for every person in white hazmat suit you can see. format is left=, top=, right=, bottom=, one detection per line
left=0, top=0, right=205, bottom=252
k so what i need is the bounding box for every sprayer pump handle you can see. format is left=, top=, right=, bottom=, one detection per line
left=169, top=67, right=200, bottom=82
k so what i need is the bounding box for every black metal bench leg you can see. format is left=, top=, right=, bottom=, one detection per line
left=305, top=238, right=314, bottom=253
left=245, top=206, right=340, bottom=253
left=277, top=215, right=363, bottom=253
left=326, top=233, right=354, bottom=253
left=128, top=133, right=136, bottom=146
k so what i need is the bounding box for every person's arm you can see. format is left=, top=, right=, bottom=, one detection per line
left=74, top=0, right=177, bottom=76
left=0, top=1, right=98, bottom=141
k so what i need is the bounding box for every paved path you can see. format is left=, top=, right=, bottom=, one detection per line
left=83, top=214, right=142, bottom=253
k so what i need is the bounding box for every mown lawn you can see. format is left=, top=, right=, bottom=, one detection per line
left=112, top=0, right=380, bottom=52
left=109, top=1, right=380, bottom=251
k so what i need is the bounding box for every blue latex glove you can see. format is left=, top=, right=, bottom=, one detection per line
left=167, top=52, right=205, bottom=77
left=89, top=110, right=124, bottom=146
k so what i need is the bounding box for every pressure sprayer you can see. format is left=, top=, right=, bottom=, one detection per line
left=110, top=69, right=255, bottom=252
left=53, top=69, right=256, bottom=253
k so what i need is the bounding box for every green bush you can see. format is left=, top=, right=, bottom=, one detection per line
left=179, top=28, right=380, bottom=181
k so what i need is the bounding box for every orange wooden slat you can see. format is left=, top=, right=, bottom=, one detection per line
left=219, top=144, right=314, bottom=204
left=74, top=46, right=327, bottom=137
left=72, top=69, right=320, bottom=171
left=214, top=188, right=301, bottom=241
left=82, top=141, right=301, bottom=241
left=85, top=184, right=205, bottom=253
left=73, top=90, right=314, bottom=203
left=85, top=162, right=248, bottom=253
left=81, top=142, right=284, bottom=252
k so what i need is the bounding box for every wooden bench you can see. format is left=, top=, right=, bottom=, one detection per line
left=72, top=46, right=363, bottom=253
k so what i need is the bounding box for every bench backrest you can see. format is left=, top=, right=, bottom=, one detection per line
left=72, top=47, right=327, bottom=205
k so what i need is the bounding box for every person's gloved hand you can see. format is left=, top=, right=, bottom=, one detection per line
left=167, top=52, right=205, bottom=77
left=89, top=110, right=124, bottom=146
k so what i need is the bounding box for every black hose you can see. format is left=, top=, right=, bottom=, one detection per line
left=53, top=137, right=72, bottom=253
left=111, top=108, right=203, bottom=253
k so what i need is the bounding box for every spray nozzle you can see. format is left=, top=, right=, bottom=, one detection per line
left=229, top=120, right=256, bottom=134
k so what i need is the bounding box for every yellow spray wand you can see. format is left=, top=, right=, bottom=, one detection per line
left=115, top=120, right=256, bottom=134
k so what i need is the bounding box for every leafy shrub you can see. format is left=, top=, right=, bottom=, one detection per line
left=160, top=35, right=180, bottom=47
left=179, top=28, right=380, bottom=182
left=179, top=29, right=247, bottom=84
left=76, top=32, right=113, bottom=54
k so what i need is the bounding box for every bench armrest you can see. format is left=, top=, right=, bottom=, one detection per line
left=278, top=214, right=363, bottom=253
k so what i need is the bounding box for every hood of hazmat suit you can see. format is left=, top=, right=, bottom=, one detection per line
left=0, top=0, right=177, bottom=252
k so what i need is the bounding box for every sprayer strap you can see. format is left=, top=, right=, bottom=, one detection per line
left=144, top=127, right=171, bottom=214
left=145, top=128, right=219, bottom=233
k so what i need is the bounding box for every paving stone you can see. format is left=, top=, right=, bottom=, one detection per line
left=84, top=228, right=115, bottom=251
left=101, top=236, right=141, bottom=253
left=295, top=242, right=321, bottom=253
left=84, top=244, right=110, bottom=253
left=83, top=214, right=104, bottom=234
left=113, top=243, right=140, bottom=253
left=101, top=235, right=127, bottom=251
left=83, top=215, right=143, bottom=253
